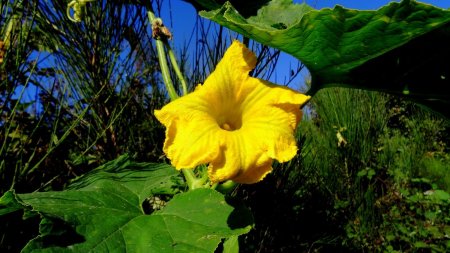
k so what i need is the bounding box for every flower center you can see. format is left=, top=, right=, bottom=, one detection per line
left=218, top=115, right=242, bottom=131
left=221, top=122, right=237, bottom=131
left=214, top=105, right=243, bottom=131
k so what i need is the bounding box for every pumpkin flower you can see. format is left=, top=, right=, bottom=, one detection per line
left=154, top=41, right=310, bottom=184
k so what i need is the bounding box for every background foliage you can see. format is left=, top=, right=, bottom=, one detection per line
left=1, top=0, right=449, bottom=252
left=236, top=88, right=450, bottom=252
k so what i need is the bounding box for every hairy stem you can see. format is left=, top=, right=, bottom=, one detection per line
left=146, top=8, right=178, bottom=100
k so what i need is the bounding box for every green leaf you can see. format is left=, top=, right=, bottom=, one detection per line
left=20, top=187, right=252, bottom=252
left=427, top=189, right=450, bottom=202
left=199, top=0, right=450, bottom=117
left=414, top=241, right=429, bottom=248
left=1, top=155, right=253, bottom=252
left=356, top=169, right=367, bottom=178
left=0, top=191, right=24, bottom=216
left=367, top=168, right=376, bottom=180
left=120, top=189, right=252, bottom=253
left=223, top=235, right=239, bottom=253
left=67, top=154, right=184, bottom=203
left=183, top=0, right=271, bottom=18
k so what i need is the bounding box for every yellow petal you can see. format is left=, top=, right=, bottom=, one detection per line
left=231, top=157, right=273, bottom=184
left=154, top=88, right=211, bottom=126
left=207, top=143, right=240, bottom=183
left=199, top=41, right=256, bottom=106
left=212, top=40, right=257, bottom=83
left=154, top=91, right=221, bottom=169
left=161, top=116, right=221, bottom=169
left=240, top=78, right=310, bottom=124
left=208, top=131, right=273, bottom=184
left=243, top=105, right=299, bottom=162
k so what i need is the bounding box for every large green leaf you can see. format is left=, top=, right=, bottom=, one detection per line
left=0, top=191, right=24, bottom=216
left=0, top=156, right=252, bottom=252
left=66, top=154, right=184, bottom=203
left=19, top=188, right=252, bottom=252
left=182, top=0, right=271, bottom=18
left=199, top=0, right=450, bottom=117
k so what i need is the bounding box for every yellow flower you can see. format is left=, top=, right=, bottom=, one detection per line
left=155, top=41, right=310, bottom=184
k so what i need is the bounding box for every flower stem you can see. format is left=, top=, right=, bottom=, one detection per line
left=182, top=166, right=211, bottom=190
left=164, top=41, right=188, bottom=95
left=146, top=9, right=178, bottom=101
left=181, top=169, right=197, bottom=190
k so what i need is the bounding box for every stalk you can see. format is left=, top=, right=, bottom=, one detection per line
left=146, top=9, right=178, bottom=100
left=164, top=41, right=188, bottom=95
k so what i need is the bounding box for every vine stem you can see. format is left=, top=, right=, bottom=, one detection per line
left=146, top=9, right=178, bottom=100
left=146, top=4, right=206, bottom=190
left=164, top=41, right=188, bottom=95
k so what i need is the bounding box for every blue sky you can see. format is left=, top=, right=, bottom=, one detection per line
left=19, top=0, right=450, bottom=105
left=161, top=0, right=450, bottom=89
